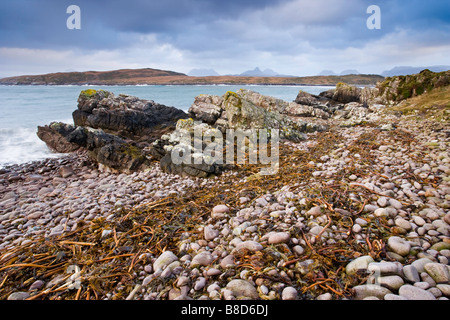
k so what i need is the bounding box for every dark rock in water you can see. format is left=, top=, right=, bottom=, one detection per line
left=37, top=122, right=150, bottom=173
left=37, top=89, right=189, bottom=173
left=37, top=122, right=86, bottom=153
left=73, top=89, right=188, bottom=139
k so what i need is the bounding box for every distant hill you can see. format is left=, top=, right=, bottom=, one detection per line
left=238, top=67, right=276, bottom=77
left=188, top=68, right=220, bottom=77
left=318, top=70, right=337, bottom=76
left=382, top=65, right=450, bottom=77
left=0, top=68, right=384, bottom=86
left=0, top=68, right=187, bottom=85
left=319, top=69, right=360, bottom=76
left=340, top=69, right=360, bottom=75
left=234, top=67, right=295, bottom=77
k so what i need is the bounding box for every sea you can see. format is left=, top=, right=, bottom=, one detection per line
left=0, top=84, right=334, bottom=168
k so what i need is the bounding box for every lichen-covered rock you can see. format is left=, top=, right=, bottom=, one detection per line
left=188, top=94, right=224, bottom=124
left=332, top=82, right=362, bottom=104
left=187, top=89, right=328, bottom=141
left=376, top=69, right=450, bottom=103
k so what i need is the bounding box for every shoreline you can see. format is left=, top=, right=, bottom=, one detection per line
left=1, top=118, right=449, bottom=300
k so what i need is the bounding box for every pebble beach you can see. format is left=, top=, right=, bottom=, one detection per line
left=1, top=116, right=449, bottom=301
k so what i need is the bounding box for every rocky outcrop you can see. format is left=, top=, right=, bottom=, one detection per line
left=188, top=89, right=328, bottom=140
left=73, top=89, right=188, bottom=139
left=376, top=69, right=450, bottom=103
left=37, top=90, right=187, bottom=174
left=37, top=122, right=150, bottom=173
left=187, top=95, right=224, bottom=125
left=149, top=119, right=226, bottom=178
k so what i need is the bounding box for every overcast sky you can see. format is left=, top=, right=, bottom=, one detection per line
left=0, top=0, right=449, bottom=77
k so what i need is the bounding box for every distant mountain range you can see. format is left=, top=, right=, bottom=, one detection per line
left=0, top=67, right=384, bottom=86
left=188, top=68, right=220, bottom=77
left=381, top=65, right=450, bottom=77
left=318, top=69, right=360, bottom=76
left=188, top=67, right=295, bottom=77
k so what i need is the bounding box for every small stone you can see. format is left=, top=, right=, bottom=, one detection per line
left=374, top=208, right=389, bottom=217
left=59, top=165, right=74, bottom=178
left=220, top=254, right=235, bottom=269
left=389, top=199, right=403, bottom=209
left=235, top=241, right=263, bottom=252
left=377, top=197, right=389, bottom=207
left=259, top=285, right=269, bottom=295
left=444, top=213, right=450, bottom=225
left=239, top=197, right=250, bottom=204
left=430, top=242, right=450, bottom=251
left=317, top=293, right=333, bottom=300
left=226, top=279, right=259, bottom=299
left=368, top=262, right=399, bottom=275
left=388, top=236, right=411, bottom=256
left=352, top=224, right=362, bottom=233
left=346, top=255, right=374, bottom=276
left=7, top=292, right=30, bottom=300
left=29, top=280, right=45, bottom=291
left=403, top=265, right=421, bottom=283
left=144, top=265, right=152, bottom=273
left=194, top=277, right=206, bottom=291
left=212, top=205, right=229, bottom=214
left=191, top=251, right=213, bottom=267
left=436, top=284, right=450, bottom=297
left=412, top=216, right=426, bottom=226
left=376, top=276, right=404, bottom=291
left=399, top=284, right=436, bottom=300
left=424, top=263, right=450, bottom=284
left=421, top=272, right=437, bottom=287
left=414, top=282, right=430, bottom=290
left=309, top=225, right=324, bottom=236
left=176, top=276, right=190, bottom=287
left=153, top=251, right=178, bottom=272
left=395, top=218, right=411, bottom=231
left=355, top=218, right=368, bottom=226
left=268, top=232, right=290, bottom=244
left=101, top=229, right=113, bottom=239
left=27, top=211, right=44, bottom=220
left=206, top=268, right=221, bottom=276
left=293, top=245, right=304, bottom=256
left=307, top=206, right=322, bottom=217
left=353, top=284, right=392, bottom=300
left=411, top=258, right=434, bottom=273
left=204, top=225, right=220, bottom=241
left=384, top=294, right=408, bottom=300
left=255, top=197, right=268, bottom=207
left=281, top=287, right=298, bottom=300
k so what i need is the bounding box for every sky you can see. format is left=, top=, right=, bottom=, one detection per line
left=0, top=0, right=449, bottom=77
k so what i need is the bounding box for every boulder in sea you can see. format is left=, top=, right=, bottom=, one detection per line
left=73, top=89, right=188, bottom=140
left=37, top=122, right=150, bottom=173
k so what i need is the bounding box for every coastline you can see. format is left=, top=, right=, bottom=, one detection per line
left=1, top=117, right=449, bottom=300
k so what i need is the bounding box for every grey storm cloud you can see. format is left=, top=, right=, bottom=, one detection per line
left=0, top=0, right=449, bottom=52
left=0, top=0, right=449, bottom=77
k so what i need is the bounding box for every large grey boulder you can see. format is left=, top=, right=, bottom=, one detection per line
left=73, top=89, right=188, bottom=139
